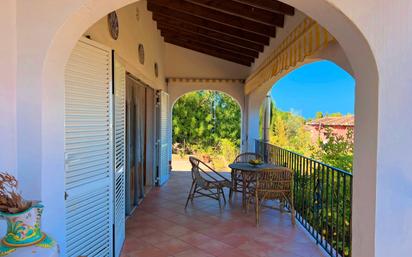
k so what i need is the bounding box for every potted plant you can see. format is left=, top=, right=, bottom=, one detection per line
left=0, top=172, right=54, bottom=255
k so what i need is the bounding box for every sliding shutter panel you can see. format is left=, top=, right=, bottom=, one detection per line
left=113, top=57, right=126, bottom=257
left=157, top=91, right=170, bottom=185
left=64, top=38, right=113, bottom=257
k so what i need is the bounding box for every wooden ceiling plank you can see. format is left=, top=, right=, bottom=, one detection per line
left=159, top=27, right=259, bottom=58
left=163, top=36, right=253, bottom=66
left=186, top=0, right=284, bottom=26
left=233, top=0, right=295, bottom=15
left=155, top=17, right=264, bottom=52
left=149, top=0, right=277, bottom=36
left=148, top=4, right=271, bottom=45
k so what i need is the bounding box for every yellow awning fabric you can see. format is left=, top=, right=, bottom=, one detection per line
left=244, top=18, right=335, bottom=94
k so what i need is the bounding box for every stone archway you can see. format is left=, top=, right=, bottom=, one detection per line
left=35, top=0, right=379, bottom=255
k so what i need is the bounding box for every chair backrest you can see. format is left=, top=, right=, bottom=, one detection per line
left=189, top=156, right=207, bottom=187
left=256, top=167, right=293, bottom=199
left=234, top=152, right=262, bottom=163
left=189, top=156, right=229, bottom=186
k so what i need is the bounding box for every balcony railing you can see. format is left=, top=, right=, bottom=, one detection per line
left=255, top=140, right=352, bottom=257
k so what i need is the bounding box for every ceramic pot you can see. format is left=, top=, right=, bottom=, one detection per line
left=0, top=202, right=45, bottom=247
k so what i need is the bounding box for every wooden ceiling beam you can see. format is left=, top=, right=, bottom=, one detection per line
left=233, top=0, right=295, bottom=15
left=154, top=17, right=264, bottom=52
left=163, top=36, right=253, bottom=66
left=159, top=27, right=260, bottom=58
left=148, top=4, right=271, bottom=45
left=148, top=0, right=277, bottom=36
left=153, top=15, right=264, bottom=52
left=186, top=0, right=284, bottom=26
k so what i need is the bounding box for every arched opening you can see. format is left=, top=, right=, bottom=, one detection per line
left=171, top=90, right=242, bottom=172
left=33, top=0, right=380, bottom=256
left=259, top=60, right=355, bottom=159
left=256, top=60, right=355, bottom=255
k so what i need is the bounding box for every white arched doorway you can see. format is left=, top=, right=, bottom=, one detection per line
left=30, top=0, right=379, bottom=256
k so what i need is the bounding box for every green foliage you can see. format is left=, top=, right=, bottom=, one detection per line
left=326, top=112, right=343, bottom=117
left=260, top=101, right=315, bottom=156
left=259, top=100, right=353, bottom=172
left=172, top=90, right=241, bottom=164
left=219, top=138, right=240, bottom=164
left=314, top=128, right=354, bottom=172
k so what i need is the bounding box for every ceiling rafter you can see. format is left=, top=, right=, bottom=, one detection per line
left=186, top=0, right=284, bottom=25
left=147, top=0, right=295, bottom=66
left=163, top=36, right=254, bottom=66
left=149, top=5, right=271, bottom=45
left=233, top=0, right=295, bottom=15
left=160, top=27, right=260, bottom=58
left=149, top=0, right=278, bottom=36
left=154, top=17, right=264, bottom=52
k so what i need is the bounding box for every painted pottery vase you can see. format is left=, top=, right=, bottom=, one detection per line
left=0, top=202, right=55, bottom=256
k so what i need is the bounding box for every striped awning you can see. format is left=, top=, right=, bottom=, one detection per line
left=245, top=18, right=335, bottom=94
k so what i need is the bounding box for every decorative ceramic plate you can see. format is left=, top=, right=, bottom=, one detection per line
left=108, top=11, right=119, bottom=40
left=138, top=44, right=145, bottom=64
left=154, top=62, right=159, bottom=77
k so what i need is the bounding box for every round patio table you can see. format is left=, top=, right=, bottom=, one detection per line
left=228, top=162, right=279, bottom=210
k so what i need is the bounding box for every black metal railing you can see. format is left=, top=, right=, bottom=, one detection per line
left=256, top=140, right=353, bottom=257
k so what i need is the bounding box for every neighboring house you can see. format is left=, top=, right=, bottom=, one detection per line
left=305, top=116, right=354, bottom=143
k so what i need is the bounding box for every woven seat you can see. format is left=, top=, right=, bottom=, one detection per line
left=229, top=152, right=262, bottom=199
left=247, top=167, right=296, bottom=226
left=185, top=156, right=232, bottom=209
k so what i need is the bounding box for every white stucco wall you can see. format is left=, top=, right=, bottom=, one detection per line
left=164, top=43, right=250, bottom=78
left=0, top=0, right=17, bottom=237
left=0, top=0, right=17, bottom=177
left=0, top=0, right=410, bottom=256
left=85, top=0, right=166, bottom=90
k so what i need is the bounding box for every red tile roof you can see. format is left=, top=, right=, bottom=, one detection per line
left=306, top=116, right=354, bottom=127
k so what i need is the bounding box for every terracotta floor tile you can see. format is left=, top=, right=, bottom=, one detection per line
left=129, top=227, right=158, bottom=238
left=155, top=238, right=192, bottom=255
left=173, top=248, right=216, bottom=257
left=178, top=232, right=214, bottom=246
left=122, top=238, right=153, bottom=253
left=162, top=224, right=191, bottom=237
left=121, top=171, right=326, bottom=257
left=214, top=248, right=250, bottom=257
left=126, top=247, right=171, bottom=257
left=220, top=233, right=251, bottom=247
left=142, top=232, right=174, bottom=245
left=196, top=239, right=234, bottom=256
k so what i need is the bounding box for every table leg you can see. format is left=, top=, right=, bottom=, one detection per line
left=242, top=172, right=247, bottom=211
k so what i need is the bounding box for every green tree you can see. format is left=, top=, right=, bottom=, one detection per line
left=172, top=90, right=241, bottom=155
left=315, top=111, right=324, bottom=119
left=314, top=128, right=354, bottom=172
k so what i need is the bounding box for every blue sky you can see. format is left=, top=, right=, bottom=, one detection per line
left=270, top=60, right=355, bottom=119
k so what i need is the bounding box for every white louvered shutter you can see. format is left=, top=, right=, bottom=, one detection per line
left=113, top=57, right=126, bottom=257
left=157, top=91, right=170, bottom=185
left=64, top=38, right=113, bottom=257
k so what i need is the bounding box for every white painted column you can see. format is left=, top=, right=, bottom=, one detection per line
left=263, top=94, right=271, bottom=143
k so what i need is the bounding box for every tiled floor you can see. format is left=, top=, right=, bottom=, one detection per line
left=122, top=171, right=327, bottom=257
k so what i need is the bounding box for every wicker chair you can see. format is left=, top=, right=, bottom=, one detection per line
left=247, top=167, right=295, bottom=226
left=230, top=152, right=263, bottom=199
left=185, top=156, right=232, bottom=209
